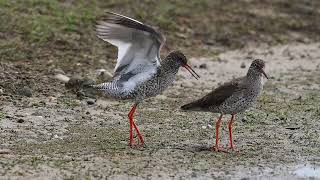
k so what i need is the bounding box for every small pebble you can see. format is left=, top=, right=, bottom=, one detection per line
left=0, top=149, right=12, bottom=154
left=17, top=119, right=24, bottom=123
left=240, top=62, right=246, bottom=69
left=53, top=134, right=61, bottom=139
left=52, top=68, right=65, bottom=75
left=156, top=95, right=167, bottom=100
left=87, top=99, right=96, bottom=105
left=17, top=86, right=32, bottom=97
left=98, top=59, right=107, bottom=64
left=96, top=69, right=106, bottom=75
left=241, top=117, right=247, bottom=123
left=96, top=69, right=113, bottom=82
left=199, top=63, right=207, bottom=69
left=54, top=74, right=70, bottom=83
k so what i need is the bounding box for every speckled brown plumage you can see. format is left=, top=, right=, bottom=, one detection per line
left=181, top=59, right=268, bottom=152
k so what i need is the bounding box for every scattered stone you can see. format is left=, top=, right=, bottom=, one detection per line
left=5, top=115, right=13, bottom=119
left=285, top=127, right=300, bottom=130
left=82, top=77, right=96, bottom=87
left=65, top=76, right=95, bottom=90
left=52, top=68, right=65, bottom=75
left=280, top=116, right=286, bottom=120
left=98, top=59, right=107, bottom=64
left=87, top=99, right=96, bottom=105
left=65, top=76, right=82, bottom=89
left=17, top=119, right=24, bottom=123
left=53, top=134, right=61, bottom=139
left=17, top=86, right=32, bottom=97
left=54, top=74, right=70, bottom=83
left=240, top=62, right=246, bottom=69
left=0, top=88, right=3, bottom=94
left=96, top=68, right=106, bottom=75
left=156, top=95, right=167, bottom=100
left=48, top=96, right=57, bottom=102
left=199, top=63, right=207, bottom=69
left=0, top=149, right=12, bottom=154
left=76, top=91, right=86, bottom=98
left=96, top=69, right=113, bottom=82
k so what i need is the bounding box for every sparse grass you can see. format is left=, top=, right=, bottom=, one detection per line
left=0, top=110, right=4, bottom=120
left=0, top=0, right=319, bottom=68
left=56, top=95, right=80, bottom=108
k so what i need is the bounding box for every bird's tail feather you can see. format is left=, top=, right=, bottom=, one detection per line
left=90, top=82, right=123, bottom=96
left=181, top=102, right=200, bottom=111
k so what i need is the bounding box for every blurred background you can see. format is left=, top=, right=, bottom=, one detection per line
left=1, top=0, right=319, bottom=68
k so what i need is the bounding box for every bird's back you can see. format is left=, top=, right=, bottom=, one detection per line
left=181, top=77, right=246, bottom=112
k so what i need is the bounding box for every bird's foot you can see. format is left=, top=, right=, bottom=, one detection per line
left=128, top=139, right=135, bottom=147
left=128, top=138, right=145, bottom=148
left=129, top=143, right=146, bottom=149
left=211, top=146, right=228, bottom=153
left=227, top=146, right=242, bottom=154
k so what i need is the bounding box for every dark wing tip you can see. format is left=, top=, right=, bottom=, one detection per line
left=181, top=102, right=196, bottom=111
left=95, top=11, right=165, bottom=45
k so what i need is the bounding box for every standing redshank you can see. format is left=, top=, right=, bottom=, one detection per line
left=181, top=59, right=268, bottom=152
left=91, top=12, right=200, bottom=147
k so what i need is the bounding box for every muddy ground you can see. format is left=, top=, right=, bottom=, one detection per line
left=1, top=1, right=320, bottom=179
left=1, top=42, right=320, bottom=179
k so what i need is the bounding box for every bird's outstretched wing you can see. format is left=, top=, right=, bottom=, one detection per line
left=95, top=12, right=165, bottom=93
left=181, top=77, right=246, bottom=111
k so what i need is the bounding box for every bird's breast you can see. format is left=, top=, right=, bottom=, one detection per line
left=135, top=72, right=176, bottom=98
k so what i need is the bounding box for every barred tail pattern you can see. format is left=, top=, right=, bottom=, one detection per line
left=91, top=82, right=123, bottom=97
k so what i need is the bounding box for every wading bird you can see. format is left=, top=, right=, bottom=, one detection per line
left=92, top=12, right=200, bottom=147
left=181, top=59, right=268, bottom=152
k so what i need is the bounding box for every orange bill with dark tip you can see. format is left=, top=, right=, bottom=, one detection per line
left=183, top=64, right=200, bottom=80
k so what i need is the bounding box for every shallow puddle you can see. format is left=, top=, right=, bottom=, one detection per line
left=293, top=164, right=320, bottom=178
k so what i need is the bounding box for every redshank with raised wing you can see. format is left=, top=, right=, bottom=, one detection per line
left=181, top=59, right=268, bottom=152
left=91, top=12, right=200, bottom=147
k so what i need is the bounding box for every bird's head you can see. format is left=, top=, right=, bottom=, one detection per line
left=167, top=51, right=200, bottom=80
left=249, top=59, right=268, bottom=79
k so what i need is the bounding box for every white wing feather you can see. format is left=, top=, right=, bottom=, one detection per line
left=95, top=12, right=165, bottom=94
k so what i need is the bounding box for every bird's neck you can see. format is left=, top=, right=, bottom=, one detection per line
left=246, top=69, right=262, bottom=84
left=160, top=56, right=180, bottom=75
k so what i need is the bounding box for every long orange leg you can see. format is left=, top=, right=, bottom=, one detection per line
left=128, top=105, right=136, bottom=146
left=128, top=104, right=145, bottom=146
left=228, top=114, right=236, bottom=150
left=212, top=114, right=223, bottom=152
left=132, top=120, right=144, bottom=145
